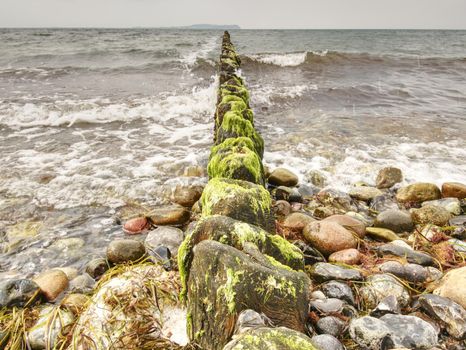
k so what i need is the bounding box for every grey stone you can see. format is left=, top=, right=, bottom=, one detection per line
left=310, top=298, right=344, bottom=315
left=85, top=258, right=109, bottom=279
left=234, top=309, right=270, bottom=335
left=448, top=238, right=466, bottom=253
left=274, top=186, right=302, bottom=203
left=145, top=226, right=184, bottom=256
left=422, top=198, right=461, bottom=216
left=310, top=263, right=363, bottom=282
left=316, top=316, right=346, bottom=337
left=349, top=316, right=394, bottom=350
left=374, top=209, right=414, bottom=233
left=376, top=243, right=434, bottom=266
left=419, top=294, right=466, bottom=340
left=106, top=239, right=145, bottom=264
left=359, top=274, right=410, bottom=309
left=321, top=280, right=355, bottom=306
left=449, top=215, right=466, bottom=226
left=311, top=334, right=345, bottom=350
left=371, top=295, right=401, bottom=317
left=376, top=167, right=403, bottom=189
left=370, top=194, right=399, bottom=212
left=349, top=186, right=383, bottom=201
left=380, top=314, right=438, bottom=349
left=69, top=274, right=96, bottom=294
left=0, top=279, right=40, bottom=308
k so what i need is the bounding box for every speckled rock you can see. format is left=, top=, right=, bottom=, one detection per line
left=376, top=167, right=403, bottom=189
left=371, top=295, right=401, bottom=317
left=419, top=294, right=466, bottom=340
left=303, top=221, right=357, bottom=256
left=316, top=316, right=346, bottom=337
left=321, top=280, right=355, bottom=305
left=442, top=182, right=466, bottom=199
left=396, top=183, right=441, bottom=203
left=349, top=316, right=394, bottom=350
left=69, top=273, right=96, bottom=294
left=282, top=212, right=316, bottom=232
left=374, top=209, right=414, bottom=233
left=380, top=314, right=438, bottom=349
left=359, top=274, right=410, bottom=309
left=411, top=205, right=451, bottom=226
left=310, top=298, right=344, bottom=315
left=311, top=334, right=344, bottom=350
left=422, top=198, right=461, bottom=216
left=268, top=168, right=299, bottom=187
left=85, top=258, right=109, bottom=279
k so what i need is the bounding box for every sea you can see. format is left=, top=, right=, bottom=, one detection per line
left=0, top=28, right=465, bottom=278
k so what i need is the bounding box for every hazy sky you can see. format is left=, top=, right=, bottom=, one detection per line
left=0, top=0, right=465, bottom=29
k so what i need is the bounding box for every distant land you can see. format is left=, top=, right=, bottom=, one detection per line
left=175, top=24, right=241, bottom=30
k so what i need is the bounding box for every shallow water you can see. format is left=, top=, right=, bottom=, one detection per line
left=0, top=29, right=465, bottom=278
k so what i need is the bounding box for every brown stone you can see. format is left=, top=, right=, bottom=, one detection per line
left=123, top=217, right=150, bottom=235
left=322, top=214, right=366, bottom=238
left=106, top=239, right=146, bottom=264
left=411, top=205, right=451, bottom=226
left=148, top=204, right=191, bottom=226
left=328, top=248, right=362, bottom=265
left=396, top=183, right=441, bottom=203
left=303, top=221, right=358, bottom=257
left=268, top=168, right=299, bottom=187
left=61, top=293, right=89, bottom=315
left=33, top=270, right=69, bottom=301
left=170, top=184, right=204, bottom=207
left=376, top=167, right=403, bottom=189
left=442, top=182, right=466, bottom=199
left=282, top=212, right=316, bottom=232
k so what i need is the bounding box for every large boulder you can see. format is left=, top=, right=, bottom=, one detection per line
left=186, top=240, right=311, bottom=350
left=223, top=327, right=317, bottom=350
left=396, top=183, right=441, bottom=203
left=303, top=221, right=357, bottom=256
left=70, top=264, right=187, bottom=349
left=200, top=178, right=274, bottom=232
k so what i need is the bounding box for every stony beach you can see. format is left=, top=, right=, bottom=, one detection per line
left=0, top=31, right=465, bottom=350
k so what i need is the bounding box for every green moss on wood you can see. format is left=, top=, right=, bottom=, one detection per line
left=208, top=138, right=264, bottom=184
left=216, top=268, right=244, bottom=314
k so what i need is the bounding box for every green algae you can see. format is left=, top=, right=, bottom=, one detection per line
left=208, top=139, right=264, bottom=184
left=217, top=268, right=244, bottom=314
left=216, top=112, right=264, bottom=156
left=200, top=178, right=271, bottom=218
left=265, top=255, right=293, bottom=272
left=219, top=84, right=250, bottom=104
left=228, top=328, right=318, bottom=350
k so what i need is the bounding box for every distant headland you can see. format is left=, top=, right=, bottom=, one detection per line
left=175, top=24, right=241, bottom=30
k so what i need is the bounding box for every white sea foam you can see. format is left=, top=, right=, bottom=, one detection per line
left=248, top=50, right=327, bottom=67
left=251, top=83, right=318, bottom=105
left=264, top=140, right=466, bottom=191
left=0, top=77, right=218, bottom=128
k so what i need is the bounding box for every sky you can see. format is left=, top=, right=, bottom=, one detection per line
left=0, top=0, right=465, bottom=29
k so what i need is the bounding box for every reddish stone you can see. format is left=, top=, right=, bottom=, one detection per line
left=123, top=217, right=150, bottom=235
left=328, top=248, right=362, bottom=265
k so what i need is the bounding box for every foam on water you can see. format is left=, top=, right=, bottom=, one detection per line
left=247, top=50, right=328, bottom=67
left=264, top=140, right=466, bottom=191
left=179, top=35, right=218, bottom=68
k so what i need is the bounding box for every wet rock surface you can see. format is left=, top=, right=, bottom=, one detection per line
left=106, top=239, right=146, bottom=264
left=0, top=279, right=40, bottom=307
left=374, top=209, right=414, bottom=233
left=310, top=262, right=363, bottom=282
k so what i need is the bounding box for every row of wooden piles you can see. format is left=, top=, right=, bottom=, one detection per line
left=178, top=32, right=317, bottom=350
